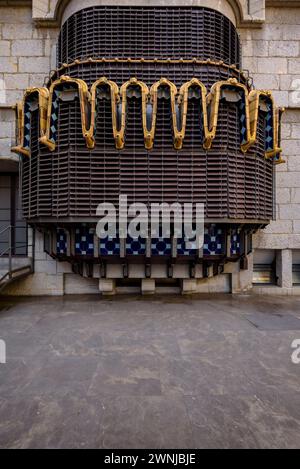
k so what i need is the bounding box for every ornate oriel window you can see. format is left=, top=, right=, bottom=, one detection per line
left=12, top=5, right=284, bottom=280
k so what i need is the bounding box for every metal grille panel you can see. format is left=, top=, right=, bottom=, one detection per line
left=58, top=6, right=240, bottom=67
left=21, top=88, right=274, bottom=221
left=21, top=6, right=274, bottom=225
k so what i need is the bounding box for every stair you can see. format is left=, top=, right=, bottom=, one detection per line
left=0, top=226, right=35, bottom=293
left=0, top=261, right=33, bottom=293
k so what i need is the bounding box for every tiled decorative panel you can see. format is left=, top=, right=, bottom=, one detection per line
left=100, top=237, right=120, bottom=256
left=151, top=238, right=172, bottom=256
left=238, top=91, right=248, bottom=146
left=23, top=101, right=32, bottom=150
left=49, top=84, right=77, bottom=144
left=177, top=238, right=197, bottom=256
left=75, top=226, right=95, bottom=255
left=49, top=89, right=61, bottom=144
left=264, top=100, right=274, bottom=153
left=204, top=225, right=225, bottom=256
left=230, top=229, right=241, bottom=256
left=56, top=228, right=67, bottom=255
left=126, top=236, right=146, bottom=256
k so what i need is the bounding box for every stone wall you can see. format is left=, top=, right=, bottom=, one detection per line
left=0, top=0, right=300, bottom=295
left=0, top=4, right=58, bottom=161
left=31, top=0, right=265, bottom=27
left=241, top=7, right=300, bottom=247
left=239, top=6, right=300, bottom=291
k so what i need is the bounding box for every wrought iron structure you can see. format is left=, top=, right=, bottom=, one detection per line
left=12, top=6, right=284, bottom=280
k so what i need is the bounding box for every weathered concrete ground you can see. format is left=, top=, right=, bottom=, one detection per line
left=0, top=293, right=300, bottom=449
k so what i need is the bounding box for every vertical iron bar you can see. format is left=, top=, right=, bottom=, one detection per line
left=9, top=226, right=12, bottom=279
left=31, top=225, right=35, bottom=273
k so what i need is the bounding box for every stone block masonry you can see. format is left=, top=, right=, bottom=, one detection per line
left=0, top=6, right=58, bottom=108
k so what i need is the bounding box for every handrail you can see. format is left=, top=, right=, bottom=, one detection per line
left=0, top=225, right=28, bottom=237
left=0, top=225, right=12, bottom=236
left=0, top=244, right=33, bottom=258
left=0, top=225, right=12, bottom=276
left=0, top=225, right=34, bottom=281
left=0, top=264, right=32, bottom=285
left=0, top=247, right=11, bottom=258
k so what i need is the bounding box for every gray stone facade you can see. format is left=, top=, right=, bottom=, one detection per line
left=0, top=0, right=300, bottom=295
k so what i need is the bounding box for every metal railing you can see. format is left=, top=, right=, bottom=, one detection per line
left=0, top=225, right=35, bottom=284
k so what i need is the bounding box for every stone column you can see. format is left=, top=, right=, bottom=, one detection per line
left=182, top=279, right=197, bottom=294
left=141, top=279, right=155, bottom=295
left=276, top=249, right=293, bottom=289
left=99, top=278, right=116, bottom=295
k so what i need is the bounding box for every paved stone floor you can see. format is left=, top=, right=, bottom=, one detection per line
left=0, top=293, right=300, bottom=449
